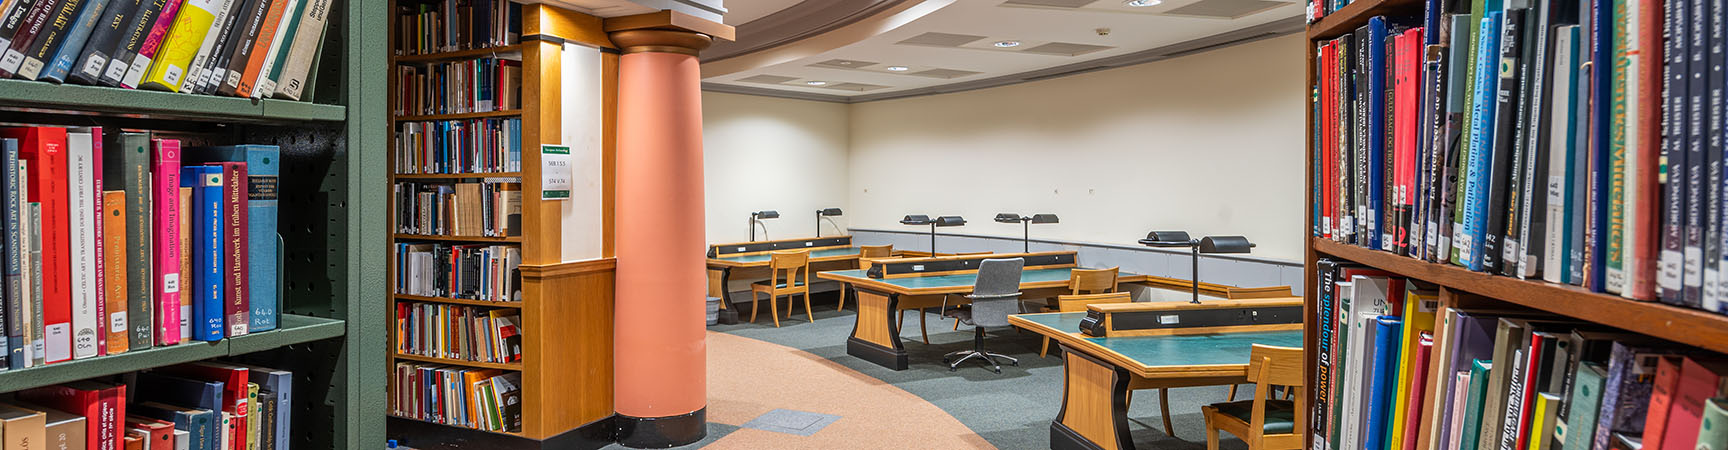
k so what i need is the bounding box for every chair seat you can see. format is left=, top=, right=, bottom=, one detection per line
left=751, top=280, right=805, bottom=289
left=1208, top=399, right=1296, bottom=434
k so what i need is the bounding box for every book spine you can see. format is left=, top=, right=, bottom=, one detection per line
left=1483, top=9, right=1525, bottom=275
left=1463, top=14, right=1503, bottom=271
left=1624, top=0, right=1663, bottom=301
left=1547, top=27, right=1577, bottom=284
left=233, top=0, right=285, bottom=97
left=1606, top=0, right=1632, bottom=294
left=14, top=0, right=86, bottom=80
left=109, top=133, right=151, bottom=350
left=24, top=199, right=38, bottom=367
left=1709, top=0, right=1728, bottom=313
left=38, top=0, right=109, bottom=82
left=118, top=0, right=181, bottom=88
left=270, top=0, right=324, bottom=100
left=137, top=0, right=217, bottom=91
left=97, top=0, right=165, bottom=86
left=0, top=139, right=18, bottom=369
left=0, top=0, right=63, bottom=77
left=87, top=127, right=103, bottom=356
left=1684, top=0, right=1709, bottom=307
left=250, top=0, right=298, bottom=98
left=215, top=0, right=263, bottom=96
left=0, top=0, right=43, bottom=56
left=66, top=129, right=96, bottom=360
left=1501, top=3, right=1536, bottom=279
left=193, top=0, right=246, bottom=94
left=67, top=0, right=139, bottom=84
left=176, top=0, right=231, bottom=93
left=219, top=162, right=245, bottom=337
left=101, top=190, right=126, bottom=353
left=176, top=185, right=188, bottom=341
left=151, top=139, right=180, bottom=345
left=1659, top=0, right=1689, bottom=303
left=186, top=166, right=220, bottom=341
left=246, top=148, right=274, bottom=332
left=1517, top=2, right=1553, bottom=280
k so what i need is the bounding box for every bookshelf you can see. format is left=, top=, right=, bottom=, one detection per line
left=0, top=1, right=389, bottom=449
left=1303, top=4, right=1728, bottom=450
left=386, top=1, right=617, bottom=447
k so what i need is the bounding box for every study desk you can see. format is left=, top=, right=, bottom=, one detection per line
left=1010, top=311, right=1303, bottom=450
left=705, top=236, right=864, bottom=307
left=817, top=262, right=1153, bottom=370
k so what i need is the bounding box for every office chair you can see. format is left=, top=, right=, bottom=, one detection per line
left=940, top=258, right=1023, bottom=373
left=1203, top=344, right=1305, bottom=450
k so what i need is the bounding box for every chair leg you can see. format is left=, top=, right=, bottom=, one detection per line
left=803, top=293, right=814, bottom=323
left=1040, top=337, right=1049, bottom=357
left=919, top=309, right=930, bottom=344
left=1228, top=385, right=1238, bottom=401
left=836, top=286, right=847, bottom=311
left=1160, top=388, right=1174, bottom=437
left=1203, top=408, right=1221, bottom=450
left=750, top=291, right=761, bottom=323
left=770, top=294, right=781, bottom=327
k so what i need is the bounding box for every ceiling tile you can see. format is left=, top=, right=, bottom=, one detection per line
left=1162, top=0, right=1288, bottom=18
left=736, top=74, right=801, bottom=84
left=896, top=32, right=989, bottom=47
left=1019, top=42, right=1116, bottom=56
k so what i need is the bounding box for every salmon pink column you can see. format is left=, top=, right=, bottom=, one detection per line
left=610, top=28, right=713, bottom=448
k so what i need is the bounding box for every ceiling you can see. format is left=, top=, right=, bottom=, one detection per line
left=700, top=0, right=1304, bottom=102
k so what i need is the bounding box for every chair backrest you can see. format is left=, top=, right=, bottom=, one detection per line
left=1246, top=344, right=1304, bottom=387
left=860, top=245, right=893, bottom=258
left=768, top=250, right=810, bottom=288
left=967, top=258, right=1024, bottom=327
left=1055, top=292, right=1132, bottom=312
left=1069, top=267, right=1119, bottom=295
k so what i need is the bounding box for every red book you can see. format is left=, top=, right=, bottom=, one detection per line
left=3, top=126, right=72, bottom=363
left=161, top=362, right=247, bottom=450
left=1643, top=355, right=1685, bottom=449
left=1321, top=41, right=1337, bottom=240
left=151, top=140, right=181, bottom=345
left=1401, top=332, right=1435, bottom=450
left=122, top=417, right=173, bottom=450
left=89, top=128, right=105, bottom=357
left=1512, top=331, right=1550, bottom=449
left=1660, top=357, right=1728, bottom=449
left=19, top=381, right=123, bottom=450
left=1393, top=29, right=1423, bottom=254
left=215, top=163, right=248, bottom=337
left=1626, top=0, right=1663, bottom=300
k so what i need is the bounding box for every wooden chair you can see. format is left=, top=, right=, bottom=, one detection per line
left=1039, top=292, right=1132, bottom=357
left=839, top=245, right=895, bottom=311
left=1069, top=267, right=1120, bottom=295
left=749, top=250, right=811, bottom=327
left=1203, top=344, right=1305, bottom=450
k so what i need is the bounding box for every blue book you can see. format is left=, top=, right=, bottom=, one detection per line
left=134, top=372, right=225, bottom=414
left=1367, top=16, right=1389, bottom=251
left=184, top=145, right=280, bottom=332
left=1363, top=315, right=1402, bottom=450
left=1553, top=26, right=1584, bottom=285
left=1461, top=12, right=1504, bottom=271
left=1587, top=0, right=1612, bottom=292
left=182, top=166, right=224, bottom=341
left=38, top=0, right=111, bottom=83
left=234, top=363, right=291, bottom=450
left=1, top=138, right=19, bottom=370
left=132, top=401, right=216, bottom=450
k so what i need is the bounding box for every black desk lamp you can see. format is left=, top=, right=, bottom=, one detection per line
left=816, top=208, right=843, bottom=237
left=1139, top=232, right=1255, bottom=304
left=995, top=213, right=1059, bottom=252
left=749, top=210, right=779, bottom=241
left=902, top=215, right=965, bottom=254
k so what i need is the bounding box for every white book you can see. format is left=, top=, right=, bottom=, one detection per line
left=250, top=0, right=301, bottom=99
left=1448, top=371, right=1473, bottom=449
left=272, top=0, right=331, bottom=100
left=15, top=160, right=29, bottom=368
left=65, top=131, right=98, bottom=360
left=1544, top=28, right=1577, bottom=285
left=1611, top=1, right=1642, bottom=297
left=182, top=0, right=240, bottom=93
left=173, top=429, right=189, bottom=450
left=219, top=412, right=233, bottom=450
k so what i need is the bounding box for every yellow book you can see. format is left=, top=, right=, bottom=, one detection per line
left=1528, top=393, right=1560, bottom=450
left=139, top=0, right=222, bottom=91
left=1387, top=288, right=1439, bottom=448
left=248, top=382, right=260, bottom=450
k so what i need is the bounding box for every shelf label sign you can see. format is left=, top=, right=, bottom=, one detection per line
left=542, top=145, right=572, bottom=200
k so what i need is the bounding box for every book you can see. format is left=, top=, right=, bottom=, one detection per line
left=1365, top=315, right=1402, bottom=450
left=213, top=162, right=244, bottom=337
left=232, top=0, right=287, bottom=97
left=87, top=128, right=104, bottom=357
left=150, top=138, right=180, bottom=345
left=1545, top=25, right=1585, bottom=285
left=0, top=402, right=46, bottom=450
left=129, top=402, right=212, bottom=450
left=103, top=131, right=151, bottom=351
left=102, top=190, right=126, bottom=353
left=1564, top=362, right=1608, bottom=450
left=21, top=381, right=122, bottom=450
left=0, top=0, right=56, bottom=78
left=29, top=402, right=88, bottom=450
left=0, top=137, right=20, bottom=369
left=184, top=146, right=274, bottom=332
left=67, top=0, right=140, bottom=84
left=1529, top=392, right=1561, bottom=450
left=137, top=0, right=220, bottom=91
left=27, top=201, right=41, bottom=366
left=37, top=0, right=110, bottom=82
left=174, top=0, right=233, bottom=93
left=182, top=165, right=220, bottom=342
left=1463, top=359, right=1495, bottom=450
left=0, top=0, right=45, bottom=64
left=1462, top=12, right=1505, bottom=270
left=176, top=186, right=187, bottom=342
left=159, top=362, right=245, bottom=450
left=125, top=416, right=174, bottom=450
left=1641, top=355, right=1684, bottom=449
left=248, top=0, right=297, bottom=98
left=229, top=363, right=286, bottom=450
left=1660, top=357, right=1728, bottom=449
left=5, top=126, right=71, bottom=364
left=1481, top=6, right=1527, bottom=276
left=13, top=0, right=92, bottom=80
left=118, top=0, right=184, bottom=88
left=268, top=0, right=323, bottom=100
left=213, top=0, right=262, bottom=95
left=1699, top=398, right=1728, bottom=450
left=190, top=0, right=245, bottom=94
left=1402, top=331, right=1435, bottom=450
left=1592, top=341, right=1665, bottom=450
left=1388, top=287, right=1437, bottom=446
left=98, top=0, right=170, bottom=86
left=65, top=128, right=98, bottom=360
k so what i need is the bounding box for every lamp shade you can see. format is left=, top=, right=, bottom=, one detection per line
left=934, top=216, right=967, bottom=227
left=901, top=215, right=932, bottom=225
left=753, top=210, right=780, bottom=219
left=818, top=208, right=843, bottom=216
left=1197, top=236, right=1255, bottom=254
left=1138, top=230, right=1194, bottom=247
left=1029, top=213, right=1060, bottom=224
left=994, top=213, right=1023, bottom=223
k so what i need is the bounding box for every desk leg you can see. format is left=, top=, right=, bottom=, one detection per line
left=1051, top=344, right=1135, bottom=450
left=846, top=288, right=908, bottom=370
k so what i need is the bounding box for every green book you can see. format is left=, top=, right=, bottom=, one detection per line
left=1462, top=359, right=1495, bottom=450
left=1563, top=362, right=1609, bottom=450
left=1328, top=281, right=1354, bottom=450
left=1699, top=398, right=1728, bottom=450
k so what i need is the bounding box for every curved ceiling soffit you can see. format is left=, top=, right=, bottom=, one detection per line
left=703, top=0, right=912, bottom=62
left=698, top=0, right=956, bottom=79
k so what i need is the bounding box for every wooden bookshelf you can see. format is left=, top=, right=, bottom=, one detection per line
left=387, top=1, right=618, bottom=446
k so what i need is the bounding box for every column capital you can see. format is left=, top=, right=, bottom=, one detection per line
left=604, top=10, right=735, bottom=56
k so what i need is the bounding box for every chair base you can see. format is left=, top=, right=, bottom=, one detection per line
left=943, top=349, right=1018, bottom=373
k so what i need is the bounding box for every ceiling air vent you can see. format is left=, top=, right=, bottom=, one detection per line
left=897, top=32, right=989, bottom=47
left=907, top=68, right=984, bottom=79
left=736, top=74, right=800, bottom=84
left=810, top=59, right=879, bottom=69
left=1020, top=42, right=1115, bottom=56
left=815, top=82, right=890, bottom=92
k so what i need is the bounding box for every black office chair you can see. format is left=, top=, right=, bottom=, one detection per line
left=941, top=258, right=1024, bottom=373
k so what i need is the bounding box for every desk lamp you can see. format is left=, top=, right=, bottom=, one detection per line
left=749, top=210, right=779, bottom=241
left=816, top=208, right=844, bottom=237
left=1139, top=232, right=1255, bottom=303
left=902, top=215, right=965, bottom=254
left=995, top=213, right=1059, bottom=252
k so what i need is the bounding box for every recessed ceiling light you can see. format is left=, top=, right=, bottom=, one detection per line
left=805, top=81, right=828, bottom=86
left=1124, top=0, right=1161, bottom=6
left=886, top=66, right=910, bottom=72
left=993, top=40, right=1021, bottom=48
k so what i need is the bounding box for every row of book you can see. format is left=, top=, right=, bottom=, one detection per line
left=394, top=118, right=523, bottom=175
left=395, top=57, right=523, bottom=117
left=390, top=363, right=520, bottom=434
left=0, top=0, right=332, bottom=100
left=0, top=361, right=293, bottom=450
left=0, top=127, right=281, bottom=370
left=1310, top=0, right=1728, bottom=311
left=1313, top=259, right=1728, bottom=450
left=394, top=180, right=522, bottom=238
left=393, top=243, right=521, bottom=303
left=394, top=0, right=521, bottom=56
left=394, top=301, right=521, bottom=364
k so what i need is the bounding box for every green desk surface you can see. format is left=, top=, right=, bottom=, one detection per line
left=823, top=267, right=1083, bottom=290
left=712, top=247, right=861, bottom=263
left=1014, top=312, right=1304, bottom=367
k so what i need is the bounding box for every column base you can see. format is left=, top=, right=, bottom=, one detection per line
left=616, top=407, right=706, bottom=448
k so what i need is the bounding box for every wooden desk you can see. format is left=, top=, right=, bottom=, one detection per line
left=706, top=236, right=864, bottom=306
left=1011, top=311, right=1303, bottom=450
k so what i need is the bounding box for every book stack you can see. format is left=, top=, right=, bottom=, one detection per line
left=394, top=118, right=522, bottom=175
left=1312, top=0, right=1728, bottom=311
left=394, top=58, right=522, bottom=117
left=0, top=0, right=335, bottom=101
left=393, top=0, right=520, bottom=57
left=0, top=361, right=295, bottom=450
left=0, top=127, right=282, bottom=371
left=390, top=365, right=520, bottom=434
left=1313, top=258, right=1728, bottom=450
left=394, top=302, right=520, bottom=364
left=393, top=243, right=521, bottom=302
left=393, top=180, right=522, bottom=238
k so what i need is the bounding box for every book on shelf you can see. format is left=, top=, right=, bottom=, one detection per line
left=392, top=362, right=521, bottom=433
left=393, top=242, right=521, bottom=303
left=396, top=301, right=521, bottom=364
left=393, top=0, right=521, bottom=56
left=393, top=118, right=522, bottom=175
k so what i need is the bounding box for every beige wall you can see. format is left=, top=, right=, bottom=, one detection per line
left=700, top=33, right=1307, bottom=261
left=701, top=92, right=852, bottom=244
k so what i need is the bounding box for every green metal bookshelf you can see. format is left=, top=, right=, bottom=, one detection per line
left=0, top=1, right=388, bottom=449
